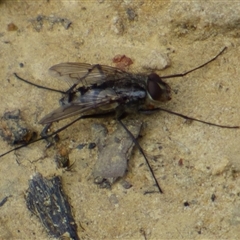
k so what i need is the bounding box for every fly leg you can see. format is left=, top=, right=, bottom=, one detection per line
left=117, top=117, right=163, bottom=193
left=0, top=112, right=116, bottom=158
left=13, top=73, right=66, bottom=94
left=139, top=107, right=240, bottom=129
left=115, top=105, right=163, bottom=193
left=40, top=123, right=60, bottom=148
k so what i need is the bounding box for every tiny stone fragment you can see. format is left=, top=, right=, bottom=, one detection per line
left=112, top=54, right=133, bottom=71
left=126, top=8, right=137, bottom=21
left=26, top=172, right=79, bottom=240
left=111, top=16, right=124, bottom=35
left=30, top=15, right=72, bottom=32
left=141, top=50, right=171, bottom=71
left=55, top=146, right=70, bottom=169
left=76, top=143, right=86, bottom=150
left=120, top=180, right=132, bottom=189
left=109, top=194, right=119, bottom=205
left=211, top=193, right=216, bottom=202
left=19, top=63, right=24, bottom=68
left=0, top=195, right=11, bottom=207
left=92, top=120, right=142, bottom=187
left=0, top=109, right=36, bottom=145
left=60, top=18, right=72, bottom=29
left=88, top=142, right=96, bottom=149
left=7, top=23, right=18, bottom=31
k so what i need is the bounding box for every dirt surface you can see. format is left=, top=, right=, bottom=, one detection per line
left=1, top=1, right=240, bottom=239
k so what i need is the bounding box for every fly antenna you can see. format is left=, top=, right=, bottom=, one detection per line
left=161, top=47, right=227, bottom=79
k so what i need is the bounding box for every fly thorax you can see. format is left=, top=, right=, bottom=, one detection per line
left=115, top=86, right=146, bottom=102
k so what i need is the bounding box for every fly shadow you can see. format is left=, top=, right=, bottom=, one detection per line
left=1, top=46, right=239, bottom=193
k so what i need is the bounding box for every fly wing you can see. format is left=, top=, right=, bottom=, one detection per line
left=49, top=63, right=131, bottom=88
left=39, top=88, right=120, bottom=124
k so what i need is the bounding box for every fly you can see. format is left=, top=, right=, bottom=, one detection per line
left=1, top=46, right=239, bottom=193
left=38, top=62, right=171, bottom=124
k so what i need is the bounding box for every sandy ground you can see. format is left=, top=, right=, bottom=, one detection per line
left=1, top=1, right=240, bottom=239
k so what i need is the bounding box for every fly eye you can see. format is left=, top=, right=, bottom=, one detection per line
left=147, top=79, right=162, bottom=101
left=147, top=73, right=171, bottom=102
